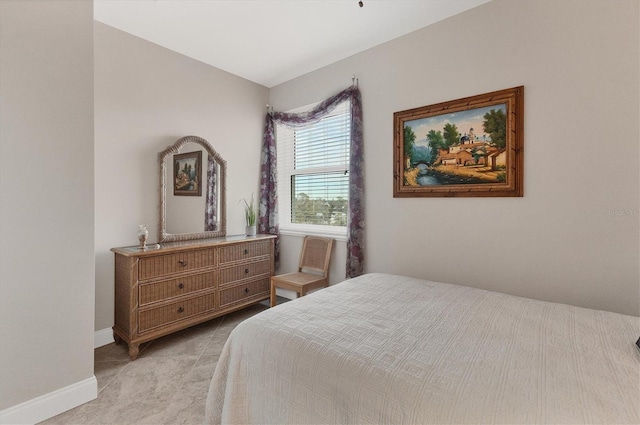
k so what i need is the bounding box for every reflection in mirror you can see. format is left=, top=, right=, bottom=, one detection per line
left=159, top=135, right=226, bottom=242
left=166, top=145, right=206, bottom=233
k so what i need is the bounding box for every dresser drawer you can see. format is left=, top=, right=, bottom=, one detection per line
left=219, top=277, right=269, bottom=307
left=138, top=292, right=216, bottom=333
left=139, top=271, right=216, bottom=306
left=219, top=240, right=271, bottom=265
left=219, top=259, right=271, bottom=287
left=138, top=249, right=216, bottom=280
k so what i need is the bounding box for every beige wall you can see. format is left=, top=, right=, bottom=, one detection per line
left=94, top=22, right=269, bottom=332
left=0, top=0, right=96, bottom=412
left=269, top=0, right=640, bottom=316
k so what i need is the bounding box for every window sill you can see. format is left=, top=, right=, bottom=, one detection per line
left=279, top=228, right=347, bottom=242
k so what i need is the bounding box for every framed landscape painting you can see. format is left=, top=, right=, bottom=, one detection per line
left=173, top=150, right=202, bottom=196
left=393, top=86, right=523, bottom=197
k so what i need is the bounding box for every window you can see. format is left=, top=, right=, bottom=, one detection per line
left=276, top=100, right=351, bottom=238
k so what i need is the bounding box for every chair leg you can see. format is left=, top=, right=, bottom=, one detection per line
left=270, top=281, right=277, bottom=307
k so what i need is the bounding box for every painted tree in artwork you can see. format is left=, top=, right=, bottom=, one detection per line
left=182, top=163, right=193, bottom=179
left=443, top=123, right=460, bottom=147
left=403, top=126, right=416, bottom=167
left=483, top=109, right=507, bottom=148
left=427, top=129, right=444, bottom=164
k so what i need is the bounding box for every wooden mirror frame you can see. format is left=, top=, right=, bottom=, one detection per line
left=159, top=135, right=227, bottom=242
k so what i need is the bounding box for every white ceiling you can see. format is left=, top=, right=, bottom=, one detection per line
left=94, top=0, right=490, bottom=88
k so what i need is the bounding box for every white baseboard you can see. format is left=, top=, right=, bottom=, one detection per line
left=0, top=376, right=97, bottom=425
left=1, top=331, right=110, bottom=424
left=94, top=327, right=114, bottom=348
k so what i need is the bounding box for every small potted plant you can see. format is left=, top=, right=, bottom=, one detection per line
left=242, top=195, right=257, bottom=236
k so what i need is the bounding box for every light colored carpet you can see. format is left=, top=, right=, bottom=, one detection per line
left=40, top=301, right=272, bottom=425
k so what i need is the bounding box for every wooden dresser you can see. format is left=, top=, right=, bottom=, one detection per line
left=111, top=234, right=276, bottom=359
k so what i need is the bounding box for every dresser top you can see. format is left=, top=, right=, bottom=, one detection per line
left=111, top=234, right=276, bottom=257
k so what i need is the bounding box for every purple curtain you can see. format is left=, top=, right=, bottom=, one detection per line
left=259, top=85, right=364, bottom=277
left=346, top=87, right=364, bottom=278
left=259, top=116, right=280, bottom=265
left=204, top=156, right=217, bottom=231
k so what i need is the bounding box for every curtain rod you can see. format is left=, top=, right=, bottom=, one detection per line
left=266, top=77, right=357, bottom=113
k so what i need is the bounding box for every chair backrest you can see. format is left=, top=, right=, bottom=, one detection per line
left=298, top=236, right=334, bottom=278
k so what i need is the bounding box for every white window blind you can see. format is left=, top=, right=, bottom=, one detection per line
left=276, top=100, right=350, bottom=238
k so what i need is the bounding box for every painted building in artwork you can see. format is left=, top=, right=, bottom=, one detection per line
left=488, top=149, right=506, bottom=168
left=434, top=128, right=505, bottom=169
left=460, top=127, right=477, bottom=144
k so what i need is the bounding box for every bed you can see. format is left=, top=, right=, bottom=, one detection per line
left=205, top=273, right=640, bottom=424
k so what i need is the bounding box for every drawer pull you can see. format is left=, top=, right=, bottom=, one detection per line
left=244, top=287, right=249, bottom=293
left=178, top=260, right=188, bottom=267
left=244, top=268, right=249, bottom=274
left=178, top=283, right=184, bottom=289
left=243, top=249, right=249, bottom=255
left=177, top=306, right=184, bottom=313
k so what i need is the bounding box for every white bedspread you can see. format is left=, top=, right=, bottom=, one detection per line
left=205, top=273, right=640, bottom=424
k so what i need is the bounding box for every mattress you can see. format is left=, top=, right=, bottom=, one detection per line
left=205, top=273, right=640, bottom=424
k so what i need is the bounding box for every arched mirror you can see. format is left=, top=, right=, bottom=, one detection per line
left=159, top=135, right=226, bottom=242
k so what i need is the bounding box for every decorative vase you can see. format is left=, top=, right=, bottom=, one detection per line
left=137, top=224, right=149, bottom=249
left=246, top=225, right=256, bottom=236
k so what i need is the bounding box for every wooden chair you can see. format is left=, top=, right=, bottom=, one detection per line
left=270, top=236, right=334, bottom=307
